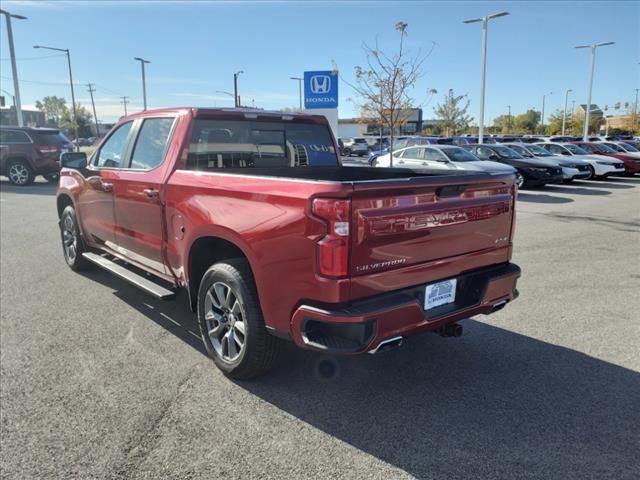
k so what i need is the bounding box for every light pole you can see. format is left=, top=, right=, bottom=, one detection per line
left=633, top=88, right=639, bottom=134
left=561, top=89, right=572, bottom=136
left=290, top=76, right=303, bottom=110
left=506, top=104, right=511, bottom=133
left=233, top=70, right=244, bottom=107
left=541, top=92, right=552, bottom=134
left=34, top=45, right=78, bottom=149
left=1, top=9, right=26, bottom=127
left=464, top=11, right=509, bottom=144
left=134, top=57, right=150, bottom=111
left=575, top=41, right=615, bottom=141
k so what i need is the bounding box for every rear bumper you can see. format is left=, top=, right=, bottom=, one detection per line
left=290, top=262, right=521, bottom=354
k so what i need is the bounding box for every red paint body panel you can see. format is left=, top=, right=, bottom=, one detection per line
left=58, top=107, right=521, bottom=352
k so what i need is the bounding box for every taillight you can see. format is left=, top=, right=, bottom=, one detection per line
left=311, top=198, right=350, bottom=278
left=38, top=145, right=59, bottom=154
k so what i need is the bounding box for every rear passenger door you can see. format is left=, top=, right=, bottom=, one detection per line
left=111, top=116, right=177, bottom=275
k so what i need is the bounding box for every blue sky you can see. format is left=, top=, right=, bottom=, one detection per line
left=1, top=0, right=638, bottom=124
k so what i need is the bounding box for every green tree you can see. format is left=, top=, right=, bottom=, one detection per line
left=492, top=114, right=513, bottom=133
left=35, top=96, right=67, bottom=125
left=433, top=90, right=473, bottom=136
left=512, top=110, right=540, bottom=134
left=543, top=109, right=565, bottom=135
left=60, top=103, right=93, bottom=132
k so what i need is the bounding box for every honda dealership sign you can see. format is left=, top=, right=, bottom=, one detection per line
left=304, top=70, right=338, bottom=109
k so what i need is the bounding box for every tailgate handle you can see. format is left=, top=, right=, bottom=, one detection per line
left=437, top=185, right=466, bottom=198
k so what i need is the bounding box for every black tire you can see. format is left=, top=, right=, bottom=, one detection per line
left=562, top=179, right=574, bottom=183
left=60, top=205, right=91, bottom=271
left=6, top=159, right=35, bottom=186
left=586, top=165, right=595, bottom=180
left=197, top=258, right=283, bottom=379
left=344, top=148, right=351, bottom=157
left=43, top=173, right=59, bottom=184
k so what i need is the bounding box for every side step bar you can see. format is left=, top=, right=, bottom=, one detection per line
left=82, top=252, right=176, bottom=300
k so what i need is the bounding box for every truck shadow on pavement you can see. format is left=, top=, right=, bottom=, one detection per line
left=245, top=323, right=640, bottom=480
left=82, top=268, right=639, bottom=479
left=517, top=193, right=573, bottom=204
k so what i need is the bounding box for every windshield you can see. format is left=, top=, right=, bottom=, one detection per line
left=525, top=144, right=553, bottom=156
left=619, top=142, right=639, bottom=152
left=441, top=147, right=480, bottom=162
left=589, top=143, right=616, bottom=153
left=186, top=119, right=338, bottom=169
left=493, top=145, right=523, bottom=159
left=564, top=144, right=589, bottom=155
left=603, top=143, right=625, bottom=152
left=353, top=138, right=367, bottom=144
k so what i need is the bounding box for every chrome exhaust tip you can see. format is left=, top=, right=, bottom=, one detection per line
left=368, top=336, right=404, bottom=354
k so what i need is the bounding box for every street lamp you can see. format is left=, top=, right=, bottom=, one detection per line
left=290, top=76, right=303, bottom=110
left=233, top=70, right=244, bottom=107
left=34, top=44, right=78, bottom=150
left=133, top=57, right=150, bottom=111
left=562, top=89, right=572, bottom=136
left=541, top=92, right=552, bottom=134
left=216, top=90, right=234, bottom=106
left=0, top=9, right=26, bottom=127
left=575, top=41, right=615, bottom=141
left=463, top=11, right=509, bottom=144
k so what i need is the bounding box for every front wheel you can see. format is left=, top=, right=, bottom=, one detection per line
left=515, top=172, right=525, bottom=189
left=60, top=205, right=90, bottom=271
left=586, top=165, right=595, bottom=180
left=197, top=259, right=283, bottom=379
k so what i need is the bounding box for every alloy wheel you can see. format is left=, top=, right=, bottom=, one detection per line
left=8, top=163, right=29, bottom=185
left=515, top=172, right=525, bottom=188
left=62, top=215, right=77, bottom=264
left=204, top=282, right=247, bottom=363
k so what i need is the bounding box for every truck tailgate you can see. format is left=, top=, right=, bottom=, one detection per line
left=350, top=173, right=515, bottom=276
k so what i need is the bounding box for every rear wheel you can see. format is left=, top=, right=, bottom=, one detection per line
left=197, top=259, right=283, bottom=379
left=7, top=160, right=34, bottom=186
left=60, top=205, right=90, bottom=271
left=343, top=148, right=351, bottom=157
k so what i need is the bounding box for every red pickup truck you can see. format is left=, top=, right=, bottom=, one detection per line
left=57, top=108, right=520, bottom=379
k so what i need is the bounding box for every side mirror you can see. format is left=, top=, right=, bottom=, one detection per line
left=60, top=152, right=87, bottom=169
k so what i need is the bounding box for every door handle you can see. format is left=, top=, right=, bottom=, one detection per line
left=143, top=188, right=159, bottom=198
left=102, top=182, right=113, bottom=192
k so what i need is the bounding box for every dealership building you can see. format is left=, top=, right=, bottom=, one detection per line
left=338, top=108, right=424, bottom=138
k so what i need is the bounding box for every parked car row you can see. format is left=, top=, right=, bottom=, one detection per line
left=367, top=135, right=638, bottom=187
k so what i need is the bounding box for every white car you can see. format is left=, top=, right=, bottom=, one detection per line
left=601, top=141, right=640, bottom=159
left=506, top=143, right=592, bottom=181
left=536, top=142, right=625, bottom=179
left=373, top=144, right=520, bottom=178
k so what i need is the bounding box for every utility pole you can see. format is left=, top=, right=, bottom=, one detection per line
left=0, top=9, right=26, bottom=127
left=447, top=88, right=453, bottom=136
left=87, top=83, right=99, bottom=137
left=541, top=92, right=552, bottom=134
left=507, top=104, right=511, bottom=133
left=120, top=96, right=129, bottom=116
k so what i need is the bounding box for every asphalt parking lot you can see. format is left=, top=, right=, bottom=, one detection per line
left=1, top=176, right=639, bottom=480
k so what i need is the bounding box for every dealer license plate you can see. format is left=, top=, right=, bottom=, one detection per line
left=425, top=279, right=457, bottom=310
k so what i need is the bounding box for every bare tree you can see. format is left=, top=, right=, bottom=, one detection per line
left=339, top=22, right=433, bottom=166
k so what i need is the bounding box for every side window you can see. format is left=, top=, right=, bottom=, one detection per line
left=423, top=148, right=447, bottom=161
left=548, top=145, right=563, bottom=154
left=400, top=147, right=421, bottom=159
left=0, top=130, right=31, bottom=144
left=477, top=147, right=493, bottom=159
left=95, top=122, right=133, bottom=168
left=129, top=118, right=176, bottom=170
